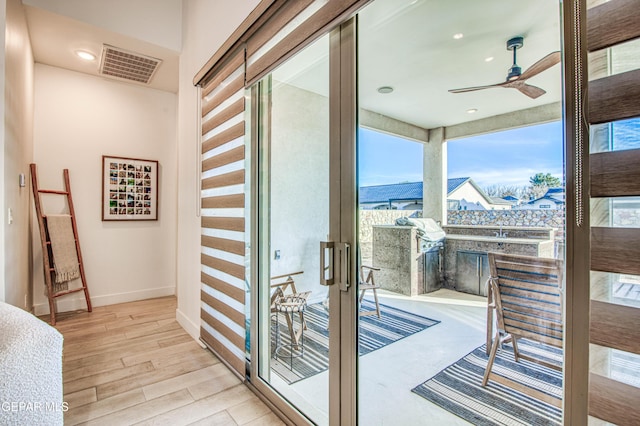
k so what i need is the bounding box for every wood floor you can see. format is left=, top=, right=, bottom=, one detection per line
left=49, top=296, right=284, bottom=426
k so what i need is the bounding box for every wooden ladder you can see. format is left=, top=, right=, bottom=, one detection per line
left=30, top=163, right=92, bottom=325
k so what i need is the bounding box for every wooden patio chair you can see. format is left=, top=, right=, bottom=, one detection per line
left=483, top=253, right=563, bottom=406
left=359, top=261, right=381, bottom=318
left=270, top=271, right=308, bottom=346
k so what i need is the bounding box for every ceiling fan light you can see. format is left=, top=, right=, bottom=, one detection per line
left=507, top=65, right=521, bottom=81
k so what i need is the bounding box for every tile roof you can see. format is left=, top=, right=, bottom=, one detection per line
left=447, top=177, right=470, bottom=194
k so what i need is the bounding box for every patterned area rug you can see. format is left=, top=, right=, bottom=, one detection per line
left=412, top=339, right=563, bottom=426
left=272, top=300, right=440, bottom=384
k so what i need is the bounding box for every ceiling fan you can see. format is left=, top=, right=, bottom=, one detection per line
left=448, top=36, right=561, bottom=99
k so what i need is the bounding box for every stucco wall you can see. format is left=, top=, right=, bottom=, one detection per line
left=270, top=82, right=329, bottom=304
left=32, top=64, right=177, bottom=315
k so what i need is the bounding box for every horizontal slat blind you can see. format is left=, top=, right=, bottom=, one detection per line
left=590, top=148, right=640, bottom=197
left=245, top=0, right=370, bottom=85
left=199, top=47, right=247, bottom=379
left=586, top=0, right=640, bottom=52
left=587, top=1, right=640, bottom=424
left=588, top=69, right=640, bottom=124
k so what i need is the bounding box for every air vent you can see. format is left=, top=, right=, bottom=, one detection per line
left=99, top=44, right=162, bottom=84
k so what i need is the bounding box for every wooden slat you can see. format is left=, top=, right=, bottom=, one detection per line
left=201, top=271, right=244, bottom=303
left=589, top=373, right=640, bottom=425
left=500, top=296, right=562, bottom=320
left=590, top=149, right=640, bottom=197
left=200, top=290, right=244, bottom=327
left=201, top=193, right=245, bottom=209
left=202, top=75, right=245, bottom=118
left=201, top=122, right=245, bottom=154
left=500, top=286, right=561, bottom=304
left=246, top=0, right=315, bottom=57
left=590, top=300, right=640, bottom=354
left=491, top=374, right=562, bottom=407
left=201, top=216, right=244, bottom=232
left=589, top=69, right=640, bottom=124
left=202, top=146, right=245, bottom=173
left=202, top=98, right=245, bottom=137
left=587, top=0, right=640, bottom=52
left=503, top=317, right=563, bottom=340
left=202, top=51, right=245, bottom=98
left=201, top=309, right=245, bottom=350
left=200, top=327, right=245, bottom=378
left=201, top=253, right=245, bottom=280
left=201, top=235, right=245, bottom=257
left=591, top=227, right=640, bottom=275
left=201, top=169, right=245, bottom=191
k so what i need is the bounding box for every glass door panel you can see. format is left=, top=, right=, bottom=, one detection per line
left=255, top=34, right=331, bottom=425
left=356, top=0, right=565, bottom=424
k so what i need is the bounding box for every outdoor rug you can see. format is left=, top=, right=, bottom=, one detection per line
left=272, top=299, right=440, bottom=384
left=411, top=339, right=562, bottom=426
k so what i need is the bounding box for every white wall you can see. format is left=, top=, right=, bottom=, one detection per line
left=449, top=182, right=491, bottom=210
left=2, top=0, right=34, bottom=308
left=32, top=64, right=177, bottom=315
left=22, top=0, right=182, bottom=52
left=177, top=0, right=260, bottom=339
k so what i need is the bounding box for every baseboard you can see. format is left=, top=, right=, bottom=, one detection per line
left=176, top=308, right=203, bottom=346
left=33, top=286, right=176, bottom=317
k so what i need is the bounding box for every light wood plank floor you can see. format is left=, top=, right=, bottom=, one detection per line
left=48, top=296, right=284, bottom=426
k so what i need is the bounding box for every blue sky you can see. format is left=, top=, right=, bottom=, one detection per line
left=358, top=121, right=565, bottom=189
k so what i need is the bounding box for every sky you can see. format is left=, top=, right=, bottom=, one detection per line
left=358, top=121, right=565, bottom=189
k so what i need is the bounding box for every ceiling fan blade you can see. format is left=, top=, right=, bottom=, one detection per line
left=518, top=51, right=561, bottom=80
left=448, top=82, right=506, bottom=94
left=517, top=83, right=546, bottom=99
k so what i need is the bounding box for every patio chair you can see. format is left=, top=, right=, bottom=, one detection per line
left=270, top=271, right=308, bottom=346
left=359, top=261, right=381, bottom=318
left=483, top=253, right=563, bottom=405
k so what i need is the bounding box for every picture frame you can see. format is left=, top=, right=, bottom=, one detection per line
left=102, top=155, right=158, bottom=221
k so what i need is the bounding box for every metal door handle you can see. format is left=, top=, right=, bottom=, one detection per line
left=320, top=241, right=335, bottom=286
left=339, top=242, right=351, bottom=291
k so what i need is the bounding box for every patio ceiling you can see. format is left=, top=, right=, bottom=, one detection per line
left=276, top=0, right=562, bottom=131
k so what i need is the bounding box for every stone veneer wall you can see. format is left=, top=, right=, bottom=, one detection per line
left=447, top=209, right=565, bottom=242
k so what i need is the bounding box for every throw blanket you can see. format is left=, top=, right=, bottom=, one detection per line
left=47, top=214, right=80, bottom=292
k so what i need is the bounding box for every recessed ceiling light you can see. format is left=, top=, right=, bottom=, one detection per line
left=377, top=86, right=394, bottom=94
left=76, top=50, right=96, bottom=61
left=485, top=56, right=494, bottom=62
left=467, top=108, right=478, bottom=114
left=453, top=33, right=464, bottom=40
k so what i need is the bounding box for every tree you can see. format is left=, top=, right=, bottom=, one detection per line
left=525, top=173, right=563, bottom=200
left=483, top=184, right=526, bottom=199
left=529, top=173, right=561, bottom=188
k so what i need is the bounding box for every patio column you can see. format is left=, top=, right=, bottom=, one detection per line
left=423, top=127, right=446, bottom=224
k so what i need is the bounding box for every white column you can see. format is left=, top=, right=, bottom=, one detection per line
left=423, top=127, right=446, bottom=224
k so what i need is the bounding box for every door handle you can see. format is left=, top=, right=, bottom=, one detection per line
left=320, top=241, right=335, bottom=286
left=338, top=242, right=351, bottom=292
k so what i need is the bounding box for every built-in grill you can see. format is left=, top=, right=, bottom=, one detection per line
left=396, top=217, right=445, bottom=293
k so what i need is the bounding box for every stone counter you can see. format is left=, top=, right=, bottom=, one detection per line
left=443, top=234, right=555, bottom=291
left=444, top=225, right=556, bottom=240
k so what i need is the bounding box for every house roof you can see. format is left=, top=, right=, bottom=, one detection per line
left=359, top=181, right=423, bottom=204
left=528, top=195, right=566, bottom=205
left=489, top=196, right=513, bottom=205
left=502, top=195, right=519, bottom=201
left=447, top=177, right=470, bottom=194
left=360, top=177, right=492, bottom=205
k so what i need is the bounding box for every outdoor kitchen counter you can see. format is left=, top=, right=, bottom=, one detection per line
left=443, top=235, right=555, bottom=293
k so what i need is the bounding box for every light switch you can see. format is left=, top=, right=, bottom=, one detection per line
left=19, top=173, right=25, bottom=187
left=7, top=208, right=13, bottom=225
left=274, top=250, right=281, bottom=260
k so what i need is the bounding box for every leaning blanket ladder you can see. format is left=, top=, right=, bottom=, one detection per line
left=30, top=164, right=92, bottom=325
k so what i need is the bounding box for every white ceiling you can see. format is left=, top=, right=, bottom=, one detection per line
left=276, top=0, right=562, bottom=130
left=25, top=0, right=562, bottom=127
left=25, top=5, right=179, bottom=93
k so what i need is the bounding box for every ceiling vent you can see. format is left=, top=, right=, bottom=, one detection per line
left=99, top=44, right=162, bottom=85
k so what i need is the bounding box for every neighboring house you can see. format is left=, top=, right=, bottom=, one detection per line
left=360, top=178, right=511, bottom=211
left=516, top=187, right=566, bottom=210
left=447, top=177, right=511, bottom=211
left=501, top=195, right=521, bottom=206
left=518, top=195, right=565, bottom=210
